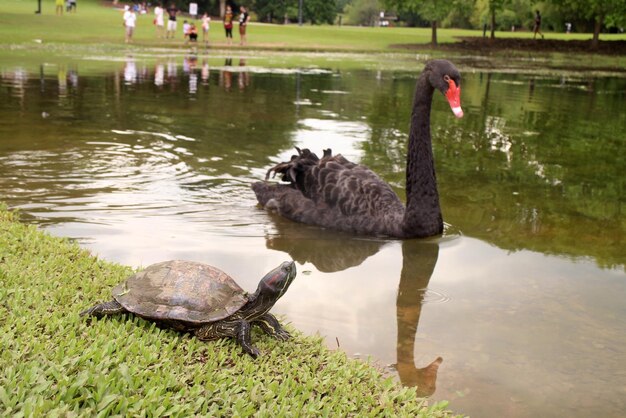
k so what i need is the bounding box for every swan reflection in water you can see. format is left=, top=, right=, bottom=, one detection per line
left=264, top=216, right=443, bottom=397
left=396, top=239, right=443, bottom=397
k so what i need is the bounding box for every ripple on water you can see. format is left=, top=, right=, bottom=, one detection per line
left=0, top=129, right=266, bottom=235
left=421, top=288, right=451, bottom=304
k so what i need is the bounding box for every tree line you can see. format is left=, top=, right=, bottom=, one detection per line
left=162, top=0, right=337, bottom=24
left=378, top=0, right=625, bottom=47
left=162, top=0, right=625, bottom=47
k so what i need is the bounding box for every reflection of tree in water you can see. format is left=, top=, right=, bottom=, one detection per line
left=4, top=66, right=623, bottom=267
left=348, top=71, right=625, bottom=268
left=0, top=60, right=304, bottom=227
left=263, top=216, right=442, bottom=396
left=105, top=56, right=298, bottom=177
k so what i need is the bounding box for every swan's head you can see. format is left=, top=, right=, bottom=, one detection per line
left=426, top=60, right=463, bottom=118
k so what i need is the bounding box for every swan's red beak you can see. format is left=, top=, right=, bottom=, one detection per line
left=445, top=79, right=463, bottom=118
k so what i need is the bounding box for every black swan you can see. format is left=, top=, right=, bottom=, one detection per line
left=252, top=59, right=463, bottom=238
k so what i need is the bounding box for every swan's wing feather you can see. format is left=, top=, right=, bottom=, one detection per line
left=265, top=148, right=320, bottom=192
left=254, top=148, right=404, bottom=236
left=251, top=182, right=332, bottom=225
left=281, top=149, right=402, bottom=217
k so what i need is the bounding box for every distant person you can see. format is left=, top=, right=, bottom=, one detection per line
left=238, top=5, right=250, bottom=46
left=166, top=3, right=179, bottom=39
left=533, top=10, right=544, bottom=39
left=124, top=58, right=137, bottom=84
left=122, top=5, right=131, bottom=26
left=124, top=7, right=137, bottom=44
left=69, top=0, right=76, bottom=13
left=182, top=20, right=190, bottom=43
left=58, top=65, right=67, bottom=96
left=223, top=5, right=234, bottom=46
left=188, top=23, right=198, bottom=43
left=565, top=22, right=572, bottom=34
left=56, top=0, right=64, bottom=15
left=201, top=59, right=209, bottom=83
left=201, top=12, right=211, bottom=44
left=238, top=59, right=249, bottom=90
left=221, top=58, right=233, bottom=91
left=154, top=3, right=165, bottom=38
left=155, top=62, right=164, bottom=86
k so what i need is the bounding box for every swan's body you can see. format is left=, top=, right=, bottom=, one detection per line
left=252, top=60, right=463, bottom=239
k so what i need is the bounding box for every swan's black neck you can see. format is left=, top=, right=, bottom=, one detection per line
left=402, top=72, right=443, bottom=237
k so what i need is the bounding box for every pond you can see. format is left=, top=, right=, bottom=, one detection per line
left=1, top=54, right=625, bottom=417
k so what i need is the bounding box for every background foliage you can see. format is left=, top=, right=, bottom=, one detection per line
left=110, top=0, right=626, bottom=32
left=147, top=0, right=626, bottom=47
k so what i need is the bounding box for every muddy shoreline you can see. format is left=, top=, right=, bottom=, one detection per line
left=391, top=37, right=626, bottom=74
left=393, top=36, right=626, bottom=56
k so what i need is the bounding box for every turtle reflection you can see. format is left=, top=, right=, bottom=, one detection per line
left=263, top=216, right=442, bottom=397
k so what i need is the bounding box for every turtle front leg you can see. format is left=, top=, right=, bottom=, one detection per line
left=235, top=321, right=260, bottom=358
left=254, top=313, right=290, bottom=341
left=80, top=299, right=126, bottom=318
left=195, top=320, right=260, bottom=358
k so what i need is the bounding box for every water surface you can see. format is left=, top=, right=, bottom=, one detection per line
left=1, top=56, right=625, bottom=417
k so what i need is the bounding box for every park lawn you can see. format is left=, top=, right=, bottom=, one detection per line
left=1, top=0, right=624, bottom=53
left=0, top=0, right=450, bottom=49
left=0, top=206, right=460, bottom=416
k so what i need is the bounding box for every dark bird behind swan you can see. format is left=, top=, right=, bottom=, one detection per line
left=252, top=60, right=463, bottom=239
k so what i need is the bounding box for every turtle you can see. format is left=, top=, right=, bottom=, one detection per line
left=80, top=260, right=296, bottom=358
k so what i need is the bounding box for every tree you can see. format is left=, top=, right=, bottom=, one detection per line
left=548, top=0, right=626, bottom=49
left=441, top=0, right=476, bottom=29
left=345, top=0, right=381, bottom=26
left=303, top=0, right=338, bottom=24
left=253, top=0, right=290, bottom=23
left=154, top=1, right=220, bottom=16
left=487, top=0, right=509, bottom=39
left=251, top=0, right=336, bottom=24
left=383, top=0, right=457, bottom=45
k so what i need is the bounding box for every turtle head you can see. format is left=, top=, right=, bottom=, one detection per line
left=256, top=261, right=297, bottom=301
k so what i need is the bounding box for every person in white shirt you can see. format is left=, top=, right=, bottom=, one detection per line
left=201, top=12, right=211, bottom=44
left=124, top=7, right=137, bottom=43
left=182, top=20, right=190, bottom=43
left=154, top=3, right=165, bottom=38
left=122, top=4, right=131, bottom=21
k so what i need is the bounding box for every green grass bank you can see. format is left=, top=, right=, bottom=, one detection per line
left=0, top=0, right=460, bottom=50
left=0, top=207, right=458, bottom=417
left=2, top=0, right=625, bottom=51
left=1, top=0, right=624, bottom=74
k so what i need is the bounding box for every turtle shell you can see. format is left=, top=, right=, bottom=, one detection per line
left=112, top=260, right=248, bottom=324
